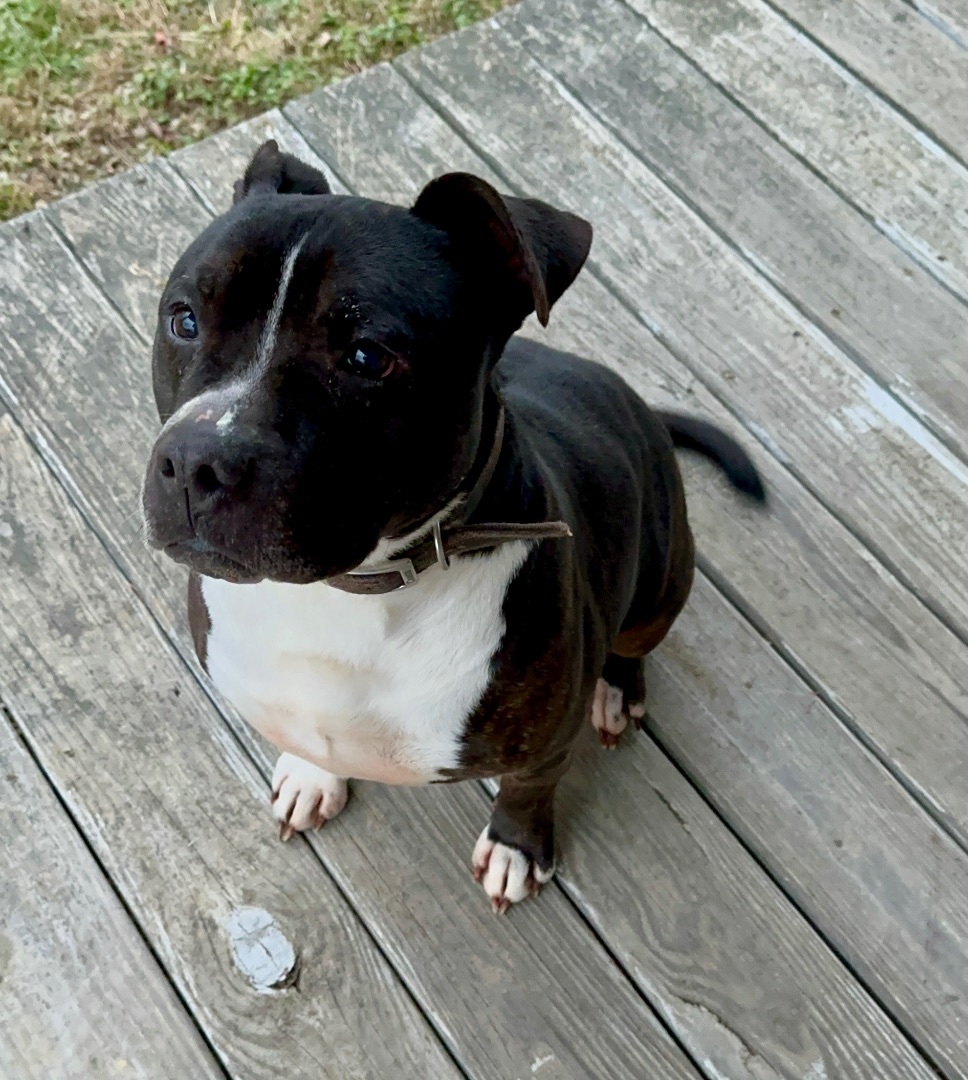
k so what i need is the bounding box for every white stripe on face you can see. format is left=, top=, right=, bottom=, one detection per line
left=255, top=234, right=309, bottom=373
left=160, top=232, right=311, bottom=441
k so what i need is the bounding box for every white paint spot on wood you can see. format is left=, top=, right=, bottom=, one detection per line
left=531, top=1052, right=555, bottom=1072
left=804, top=1061, right=828, bottom=1080
left=223, top=907, right=298, bottom=993
left=0, top=522, right=12, bottom=539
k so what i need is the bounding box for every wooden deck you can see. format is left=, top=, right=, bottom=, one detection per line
left=2, top=1, right=967, bottom=1076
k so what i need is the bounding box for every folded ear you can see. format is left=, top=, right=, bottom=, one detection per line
left=233, top=140, right=332, bottom=203
left=411, top=173, right=592, bottom=327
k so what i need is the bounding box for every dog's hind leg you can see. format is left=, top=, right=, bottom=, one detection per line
left=593, top=529, right=695, bottom=748
left=591, top=655, right=647, bottom=749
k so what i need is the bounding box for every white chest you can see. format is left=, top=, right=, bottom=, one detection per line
left=200, top=543, right=528, bottom=784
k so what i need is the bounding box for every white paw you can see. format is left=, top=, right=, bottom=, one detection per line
left=472, top=829, right=555, bottom=914
left=591, top=677, right=628, bottom=749
left=270, top=753, right=348, bottom=841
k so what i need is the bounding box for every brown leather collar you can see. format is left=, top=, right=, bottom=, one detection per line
left=326, top=408, right=572, bottom=594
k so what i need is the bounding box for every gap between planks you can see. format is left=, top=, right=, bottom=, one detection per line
left=903, top=0, right=968, bottom=49
left=9, top=107, right=946, bottom=1080
left=0, top=194, right=704, bottom=1080
left=615, top=0, right=968, bottom=307
left=375, top=42, right=968, bottom=1071
left=0, top=707, right=230, bottom=1080
left=757, top=0, right=968, bottom=164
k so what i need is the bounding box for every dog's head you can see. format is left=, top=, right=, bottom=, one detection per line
left=141, top=141, right=591, bottom=584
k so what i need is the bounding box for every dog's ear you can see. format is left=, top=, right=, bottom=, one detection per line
left=411, top=173, right=592, bottom=327
left=233, top=140, right=332, bottom=204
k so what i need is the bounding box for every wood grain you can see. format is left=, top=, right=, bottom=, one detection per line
left=2, top=191, right=701, bottom=1080
left=499, top=0, right=968, bottom=462
left=285, top=64, right=966, bottom=1077
left=0, top=704, right=223, bottom=1080
left=62, top=105, right=937, bottom=1075
left=648, top=573, right=968, bottom=1080
left=292, top=56, right=968, bottom=1077
left=47, top=164, right=210, bottom=339
left=0, top=413, right=457, bottom=1079
left=11, top=33, right=966, bottom=1079
left=769, top=0, right=968, bottom=158
left=19, top=77, right=939, bottom=1080
left=47, top=115, right=342, bottom=344
left=399, top=18, right=968, bottom=657
left=912, top=0, right=968, bottom=45
left=170, top=108, right=339, bottom=214
left=621, top=0, right=968, bottom=300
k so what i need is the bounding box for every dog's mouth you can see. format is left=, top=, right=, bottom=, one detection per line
left=162, top=538, right=263, bottom=584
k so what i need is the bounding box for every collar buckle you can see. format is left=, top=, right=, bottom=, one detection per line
left=432, top=520, right=450, bottom=571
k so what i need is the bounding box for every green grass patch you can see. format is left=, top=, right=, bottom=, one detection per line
left=0, top=0, right=514, bottom=220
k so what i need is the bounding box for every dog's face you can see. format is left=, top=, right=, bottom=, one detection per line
left=142, top=141, right=591, bottom=584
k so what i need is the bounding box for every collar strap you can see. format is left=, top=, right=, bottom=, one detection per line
left=325, top=408, right=572, bottom=595
left=326, top=520, right=573, bottom=594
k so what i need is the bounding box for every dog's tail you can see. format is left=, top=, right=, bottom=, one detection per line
left=655, top=411, right=767, bottom=503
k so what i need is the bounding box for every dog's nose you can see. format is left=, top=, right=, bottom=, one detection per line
left=154, top=430, right=254, bottom=517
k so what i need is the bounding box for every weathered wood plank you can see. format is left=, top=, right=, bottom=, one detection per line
left=769, top=0, right=968, bottom=158
left=172, top=108, right=337, bottom=215
left=47, top=164, right=208, bottom=339
left=1, top=210, right=700, bottom=1080
left=47, top=116, right=339, bottom=345
left=30, top=82, right=946, bottom=1080
left=0, top=703, right=223, bottom=1080
left=620, top=0, right=968, bottom=299
left=911, top=0, right=968, bottom=46
left=648, top=574, right=968, bottom=1080
left=292, top=57, right=968, bottom=1076
left=0, top=413, right=457, bottom=1078
left=28, top=98, right=940, bottom=1080
left=499, top=0, right=968, bottom=462
left=399, top=19, right=968, bottom=655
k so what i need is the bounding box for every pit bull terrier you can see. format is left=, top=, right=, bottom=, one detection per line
left=142, top=141, right=764, bottom=912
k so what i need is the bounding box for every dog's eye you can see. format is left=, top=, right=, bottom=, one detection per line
left=170, top=308, right=198, bottom=341
left=345, top=340, right=396, bottom=380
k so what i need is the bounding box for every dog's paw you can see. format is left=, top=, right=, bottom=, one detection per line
left=271, top=753, right=348, bottom=841
left=591, top=677, right=629, bottom=749
left=471, top=829, right=555, bottom=914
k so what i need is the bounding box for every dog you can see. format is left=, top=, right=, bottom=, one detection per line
left=142, top=141, right=764, bottom=912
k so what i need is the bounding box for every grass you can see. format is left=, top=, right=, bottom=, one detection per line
left=0, top=0, right=514, bottom=221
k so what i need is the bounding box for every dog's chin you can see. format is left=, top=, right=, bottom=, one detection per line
left=162, top=539, right=264, bottom=585
left=155, top=528, right=380, bottom=586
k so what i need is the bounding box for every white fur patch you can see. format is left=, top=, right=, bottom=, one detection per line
left=201, top=542, right=529, bottom=785
left=271, top=752, right=348, bottom=840
left=156, top=234, right=309, bottom=445
left=472, top=828, right=555, bottom=913
left=590, top=677, right=627, bottom=749
left=255, top=236, right=307, bottom=371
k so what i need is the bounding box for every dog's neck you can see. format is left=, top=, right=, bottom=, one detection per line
left=327, top=395, right=571, bottom=595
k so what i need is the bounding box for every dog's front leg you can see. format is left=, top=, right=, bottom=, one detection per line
left=270, top=752, right=349, bottom=842
left=472, top=764, right=565, bottom=914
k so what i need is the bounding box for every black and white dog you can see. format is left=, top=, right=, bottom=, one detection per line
left=142, top=142, right=764, bottom=912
